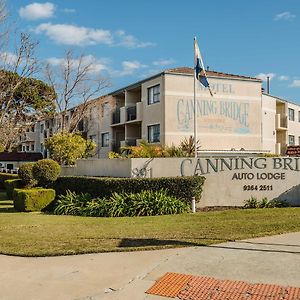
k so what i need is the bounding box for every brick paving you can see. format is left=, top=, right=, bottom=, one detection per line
left=146, top=272, right=300, bottom=300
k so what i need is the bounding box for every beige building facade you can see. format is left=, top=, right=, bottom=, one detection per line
left=20, top=67, right=300, bottom=158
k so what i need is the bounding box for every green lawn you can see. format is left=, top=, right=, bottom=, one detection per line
left=0, top=191, right=300, bottom=257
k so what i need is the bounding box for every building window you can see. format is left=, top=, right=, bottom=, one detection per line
left=298, top=111, right=300, bottom=122
left=89, top=135, right=96, bottom=142
left=31, top=144, right=34, bottom=151
left=298, top=136, right=300, bottom=146
left=148, top=84, right=160, bottom=105
left=101, top=132, right=109, bottom=147
left=148, top=124, right=160, bottom=143
left=288, top=108, right=295, bottom=121
left=288, top=135, right=295, bottom=145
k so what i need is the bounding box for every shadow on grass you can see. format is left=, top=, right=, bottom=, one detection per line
left=119, top=238, right=200, bottom=248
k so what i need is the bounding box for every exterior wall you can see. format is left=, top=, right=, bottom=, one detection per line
left=164, top=73, right=263, bottom=151
left=140, top=76, right=164, bottom=143
left=262, top=94, right=276, bottom=153
left=286, top=102, right=300, bottom=146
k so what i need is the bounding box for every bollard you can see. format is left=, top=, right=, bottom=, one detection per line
left=191, top=197, right=196, bottom=213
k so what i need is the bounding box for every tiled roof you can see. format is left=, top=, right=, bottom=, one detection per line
left=165, top=67, right=260, bottom=81
left=0, top=152, right=43, bottom=162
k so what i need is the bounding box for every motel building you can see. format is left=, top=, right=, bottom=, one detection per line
left=20, top=67, right=300, bottom=158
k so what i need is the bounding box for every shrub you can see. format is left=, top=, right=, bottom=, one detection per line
left=0, top=173, right=18, bottom=189
left=18, top=163, right=37, bottom=187
left=13, top=188, right=56, bottom=212
left=243, top=196, right=259, bottom=208
left=244, top=196, right=290, bottom=209
left=54, top=189, right=190, bottom=217
left=32, top=159, right=61, bottom=187
left=267, top=199, right=290, bottom=208
left=4, top=179, right=23, bottom=199
left=52, top=176, right=205, bottom=203
left=53, top=190, right=92, bottom=215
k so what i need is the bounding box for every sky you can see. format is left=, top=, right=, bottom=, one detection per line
left=7, top=0, right=300, bottom=103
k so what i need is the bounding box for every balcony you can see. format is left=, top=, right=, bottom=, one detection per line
left=126, top=106, right=136, bottom=121
left=112, top=108, right=121, bottom=124
left=275, top=114, right=287, bottom=130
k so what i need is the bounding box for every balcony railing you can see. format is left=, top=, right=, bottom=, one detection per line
left=126, top=106, right=137, bottom=121
left=112, top=108, right=121, bottom=124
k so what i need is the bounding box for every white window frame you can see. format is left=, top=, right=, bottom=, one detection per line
left=147, top=84, right=160, bottom=105
left=288, top=108, right=295, bottom=121
left=288, top=135, right=295, bottom=145
left=148, top=124, right=160, bottom=143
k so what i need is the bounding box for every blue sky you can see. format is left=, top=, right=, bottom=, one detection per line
left=8, top=0, right=300, bottom=102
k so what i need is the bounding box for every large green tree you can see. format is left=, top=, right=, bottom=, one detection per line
left=45, top=132, right=96, bottom=165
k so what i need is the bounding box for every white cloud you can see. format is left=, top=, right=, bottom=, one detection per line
left=46, top=55, right=110, bottom=74
left=153, top=59, right=175, bottom=66
left=0, top=52, right=18, bottom=65
left=115, top=30, right=155, bottom=48
left=255, top=73, right=276, bottom=81
left=19, top=2, right=55, bottom=21
left=290, top=80, right=300, bottom=87
left=274, top=11, right=296, bottom=21
left=34, top=24, right=154, bottom=48
left=111, top=60, right=147, bottom=77
left=34, top=23, right=113, bottom=46
left=278, top=75, right=289, bottom=81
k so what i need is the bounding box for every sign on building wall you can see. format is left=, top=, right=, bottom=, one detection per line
left=130, top=157, right=300, bottom=207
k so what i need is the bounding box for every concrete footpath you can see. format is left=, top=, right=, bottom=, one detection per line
left=0, top=232, right=299, bottom=300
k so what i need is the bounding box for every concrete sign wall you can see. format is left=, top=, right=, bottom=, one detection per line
left=62, top=157, right=300, bottom=207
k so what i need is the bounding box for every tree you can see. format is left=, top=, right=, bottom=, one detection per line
left=44, top=50, right=110, bottom=133
left=0, top=1, right=56, bottom=151
left=45, top=132, right=96, bottom=165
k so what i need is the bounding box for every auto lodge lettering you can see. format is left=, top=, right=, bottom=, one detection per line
left=180, top=157, right=300, bottom=176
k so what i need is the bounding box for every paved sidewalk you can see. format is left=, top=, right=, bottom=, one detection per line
left=0, top=232, right=299, bottom=300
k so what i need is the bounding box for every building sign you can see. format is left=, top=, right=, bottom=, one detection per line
left=176, top=98, right=250, bottom=134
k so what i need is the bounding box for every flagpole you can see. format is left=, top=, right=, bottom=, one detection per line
left=194, top=37, right=197, bottom=158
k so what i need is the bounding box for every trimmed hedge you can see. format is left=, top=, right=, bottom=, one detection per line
left=4, top=179, right=23, bottom=199
left=18, top=162, right=37, bottom=187
left=0, top=173, right=18, bottom=189
left=52, top=176, right=205, bottom=202
left=32, top=159, right=61, bottom=187
left=13, top=188, right=56, bottom=212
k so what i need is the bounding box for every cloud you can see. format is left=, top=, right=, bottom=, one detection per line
left=46, top=55, right=110, bottom=74
left=153, top=59, right=175, bottom=66
left=274, top=11, right=296, bottom=21
left=0, top=52, right=18, bottom=65
left=255, top=73, right=276, bottom=81
left=110, top=60, right=147, bottom=77
left=290, top=80, right=300, bottom=88
left=278, top=75, right=289, bottom=81
left=34, top=23, right=113, bottom=46
left=115, top=30, right=155, bottom=48
left=19, top=2, right=55, bottom=20
left=34, top=24, right=154, bottom=48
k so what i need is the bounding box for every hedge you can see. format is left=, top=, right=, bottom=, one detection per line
left=13, top=188, right=56, bottom=212
left=0, top=173, right=18, bottom=189
left=52, top=176, right=205, bottom=202
left=4, top=179, right=23, bottom=199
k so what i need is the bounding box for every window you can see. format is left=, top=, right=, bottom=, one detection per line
left=288, top=108, right=295, bottom=121
left=148, top=84, right=160, bottom=104
left=101, top=132, right=109, bottom=147
left=101, top=102, right=110, bottom=117
left=298, top=111, right=300, bottom=122
left=31, top=144, right=34, bottom=151
left=148, top=124, right=160, bottom=143
left=298, top=136, right=300, bottom=146
left=89, top=135, right=96, bottom=142
left=288, top=135, right=295, bottom=145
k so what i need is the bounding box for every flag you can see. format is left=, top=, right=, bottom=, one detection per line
left=194, top=37, right=213, bottom=96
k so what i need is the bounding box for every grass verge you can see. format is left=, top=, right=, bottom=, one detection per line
left=0, top=189, right=299, bottom=257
